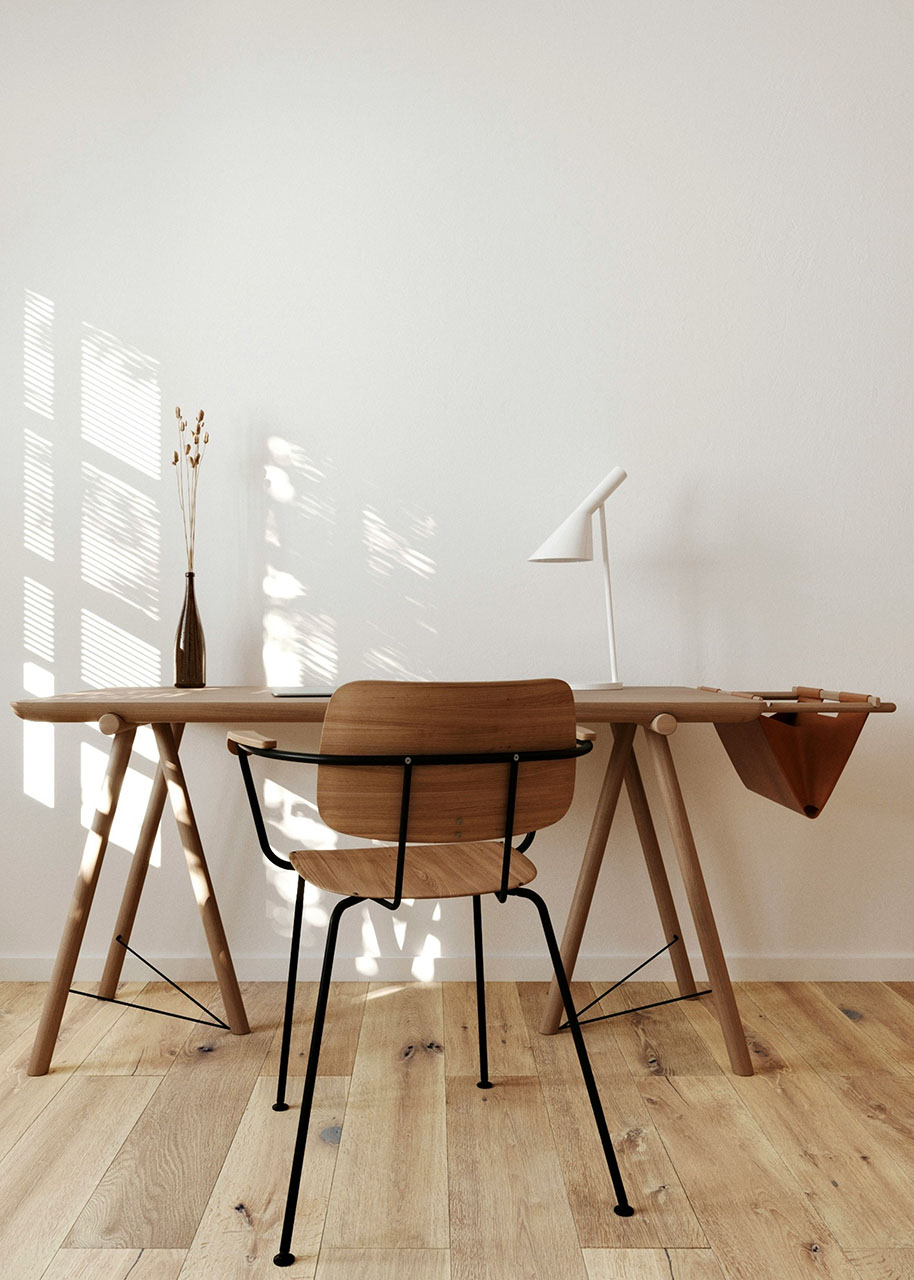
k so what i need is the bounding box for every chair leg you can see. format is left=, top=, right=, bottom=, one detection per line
left=510, top=886, right=634, bottom=1218
left=274, top=894, right=360, bottom=1268
left=273, top=876, right=306, bottom=1111
left=472, top=895, right=493, bottom=1089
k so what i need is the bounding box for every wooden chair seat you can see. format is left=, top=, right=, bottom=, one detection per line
left=289, top=841, right=537, bottom=900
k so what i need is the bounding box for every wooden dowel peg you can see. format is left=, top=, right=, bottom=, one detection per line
left=649, top=713, right=678, bottom=736
left=791, top=686, right=880, bottom=708
left=99, top=713, right=132, bottom=736
left=793, top=686, right=822, bottom=701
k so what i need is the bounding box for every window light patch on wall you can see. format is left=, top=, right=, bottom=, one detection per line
left=362, top=506, right=436, bottom=580
left=24, top=430, right=54, bottom=561
left=24, top=578, right=54, bottom=663
left=80, top=739, right=160, bottom=862
left=81, top=463, right=160, bottom=619
left=80, top=324, right=161, bottom=479
left=24, top=290, right=54, bottom=419
left=411, top=932, right=441, bottom=983
left=80, top=609, right=161, bottom=688
left=22, top=662, right=54, bottom=808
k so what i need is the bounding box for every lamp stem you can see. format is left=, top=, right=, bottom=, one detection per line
left=598, top=503, right=619, bottom=684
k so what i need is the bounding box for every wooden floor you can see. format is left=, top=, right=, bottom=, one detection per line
left=3, top=979, right=914, bottom=1280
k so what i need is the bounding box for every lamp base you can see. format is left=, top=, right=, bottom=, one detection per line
left=570, top=681, right=623, bottom=691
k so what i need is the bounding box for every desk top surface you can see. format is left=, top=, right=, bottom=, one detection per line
left=10, top=684, right=792, bottom=726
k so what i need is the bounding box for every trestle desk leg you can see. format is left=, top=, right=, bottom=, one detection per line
left=27, top=724, right=137, bottom=1076
left=643, top=723, right=753, bottom=1077
left=98, top=723, right=186, bottom=999
left=619, top=731, right=697, bottom=999
left=152, top=722, right=249, bottom=1036
left=539, top=723, right=635, bottom=1035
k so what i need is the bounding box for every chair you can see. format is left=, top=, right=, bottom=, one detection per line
left=228, top=678, right=634, bottom=1268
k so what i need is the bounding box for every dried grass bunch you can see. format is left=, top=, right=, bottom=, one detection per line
left=171, top=406, right=210, bottom=571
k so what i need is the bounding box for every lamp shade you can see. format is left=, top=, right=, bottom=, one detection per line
left=528, top=466, right=627, bottom=562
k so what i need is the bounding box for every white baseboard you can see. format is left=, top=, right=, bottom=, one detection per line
left=2, top=952, right=912, bottom=983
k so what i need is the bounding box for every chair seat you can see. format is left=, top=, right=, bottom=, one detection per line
left=289, top=841, right=538, bottom=900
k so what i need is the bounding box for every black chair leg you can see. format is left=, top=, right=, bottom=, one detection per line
left=273, top=875, right=305, bottom=1111
left=274, top=894, right=360, bottom=1268
left=472, top=895, right=493, bottom=1089
left=509, top=886, right=634, bottom=1218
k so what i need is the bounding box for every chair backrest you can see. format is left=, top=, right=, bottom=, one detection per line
left=316, top=679, right=577, bottom=843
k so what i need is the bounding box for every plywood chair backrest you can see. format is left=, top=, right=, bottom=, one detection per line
left=316, top=679, right=577, bottom=843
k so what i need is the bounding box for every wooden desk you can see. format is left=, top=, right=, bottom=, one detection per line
left=11, top=684, right=893, bottom=1078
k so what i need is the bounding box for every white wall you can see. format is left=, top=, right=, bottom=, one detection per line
left=2, top=0, right=911, bottom=984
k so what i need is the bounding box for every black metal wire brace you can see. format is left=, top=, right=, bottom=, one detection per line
left=558, top=933, right=712, bottom=1030
left=69, top=934, right=229, bottom=1029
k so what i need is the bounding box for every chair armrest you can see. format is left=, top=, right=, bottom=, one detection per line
left=575, top=724, right=597, bottom=742
left=226, top=729, right=279, bottom=755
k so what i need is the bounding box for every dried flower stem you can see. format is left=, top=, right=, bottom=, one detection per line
left=171, top=406, right=209, bottom=570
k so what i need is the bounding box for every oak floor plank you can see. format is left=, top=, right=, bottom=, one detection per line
left=75, top=983, right=220, bottom=1076
left=722, top=1066, right=914, bottom=1247
left=813, top=983, right=914, bottom=1073
left=592, top=980, right=722, bottom=1078
left=0, top=1075, right=158, bottom=1280
left=321, top=982, right=448, bottom=1250
left=885, top=983, right=914, bottom=1012
left=261, top=982, right=368, bottom=1078
left=843, top=1248, right=914, bottom=1279
left=636, top=1073, right=861, bottom=1279
left=670, top=982, right=799, bottom=1077
left=3, top=980, right=914, bottom=1278
left=42, top=1249, right=187, bottom=1279
left=0, top=982, right=47, bottom=1053
left=65, top=983, right=284, bottom=1250
left=315, top=1249, right=451, bottom=1279
left=442, top=979, right=536, bottom=1078
left=518, top=982, right=706, bottom=1250
left=582, top=1249, right=726, bottom=1279
left=0, top=982, right=146, bottom=1163
left=742, top=983, right=904, bottom=1074
left=180, top=1076, right=347, bottom=1279
left=674, top=975, right=914, bottom=1241
left=448, top=1073, right=587, bottom=1280
left=822, top=1074, right=914, bottom=1183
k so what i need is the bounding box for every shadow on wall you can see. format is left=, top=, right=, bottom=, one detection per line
left=22, top=290, right=164, bottom=862
left=19, top=294, right=450, bottom=979
left=259, top=431, right=445, bottom=977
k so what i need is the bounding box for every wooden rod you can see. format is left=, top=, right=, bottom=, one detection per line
left=539, top=723, right=635, bottom=1035
left=28, top=726, right=137, bottom=1076
left=643, top=728, right=754, bottom=1077
left=98, top=713, right=133, bottom=736
left=621, top=733, right=697, bottom=998
left=153, top=722, right=250, bottom=1035
left=98, top=722, right=186, bottom=999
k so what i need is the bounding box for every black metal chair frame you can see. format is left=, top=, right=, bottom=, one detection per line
left=234, top=736, right=634, bottom=1269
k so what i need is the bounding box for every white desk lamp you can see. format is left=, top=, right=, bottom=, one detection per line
left=528, top=466, right=627, bottom=689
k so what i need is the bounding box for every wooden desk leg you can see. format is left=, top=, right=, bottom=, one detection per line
left=620, top=733, right=697, bottom=999
left=539, top=723, right=636, bottom=1035
left=643, top=726, right=753, bottom=1077
left=98, top=723, right=186, bottom=999
left=152, top=723, right=250, bottom=1035
left=28, top=724, right=137, bottom=1076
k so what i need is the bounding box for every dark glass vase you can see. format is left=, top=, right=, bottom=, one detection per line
left=174, top=571, right=206, bottom=688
